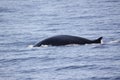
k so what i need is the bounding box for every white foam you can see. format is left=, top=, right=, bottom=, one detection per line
left=41, top=45, right=49, bottom=47
left=28, top=45, right=34, bottom=48
left=101, top=39, right=104, bottom=44
left=65, top=44, right=80, bottom=47
left=108, top=40, right=120, bottom=44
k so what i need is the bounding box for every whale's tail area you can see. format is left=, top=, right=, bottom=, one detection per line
left=93, top=37, right=103, bottom=43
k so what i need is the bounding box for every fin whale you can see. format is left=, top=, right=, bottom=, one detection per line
left=34, top=35, right=103, bottom=47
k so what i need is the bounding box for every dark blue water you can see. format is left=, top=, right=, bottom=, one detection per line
left=0, top=0, right=120, bottom=80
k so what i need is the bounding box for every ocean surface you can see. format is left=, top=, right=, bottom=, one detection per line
left=0, top=0, right=120, bottom=80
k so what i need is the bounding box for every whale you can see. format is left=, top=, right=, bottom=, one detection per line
left=33, top=35, right=103, bottom=47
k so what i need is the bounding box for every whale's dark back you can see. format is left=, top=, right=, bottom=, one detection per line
left=34, top=35, right=102, bottom=47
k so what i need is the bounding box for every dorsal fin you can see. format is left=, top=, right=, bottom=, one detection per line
left=94, top=37, right=103, bottom=43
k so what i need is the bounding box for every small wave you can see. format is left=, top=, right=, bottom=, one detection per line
left=56, top=65, right=96, bottom=71
left=28, top=44, right=50, bottom=48
left=27, top=45, right=49, bottom=49
left=101, top=39, right=104, bottom=44
left=104, top=0, right=120, bottom=3
left=56, top=65, right=82, bottom=71
left=18, top=69, right=37, bottom=73
left=90, top=77, right=111, bottom=80
left=28, top=45, right=34, bottom=48
left=90, top=76, right=120, bottom=80
left=92, top=44, right=108, bottom=49
left=65, top=44, right=80, bottom=47
left=93, top=39, right=120, bottom=46
left=108, top=40, right=120, bottom=44
left=0, top=57, right=38, bottom=63
left=0, top=7, right=15, bottom=13
left=0, top=56, right=56, bottom=64
left=41, top=45, right=49, bottom=47
left=68, top=15, right=103, bottom=20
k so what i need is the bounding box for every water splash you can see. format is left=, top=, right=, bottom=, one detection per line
left=108, top=40, right=120, bottom=44
left=41, top=45, right=49, bottom=47
left=28, top=45, right=34, bottom=48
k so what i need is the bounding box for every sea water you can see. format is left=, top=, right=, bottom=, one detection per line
left=0, top=0, right=120, bottom=80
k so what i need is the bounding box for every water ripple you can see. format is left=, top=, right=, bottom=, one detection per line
left=90, top=76, right=120, bottom=80
left=56, top=65, right=97, bottom=71
left=0, top=7, right=15, bottom=13
left=68, top=15, right=104, bottom=20
left=0, top=56, right=56, bottom=66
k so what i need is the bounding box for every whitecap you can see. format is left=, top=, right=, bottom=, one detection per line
left=108, top=40, right=120, bottom=44
left=28, top=45, right=34, bottom=48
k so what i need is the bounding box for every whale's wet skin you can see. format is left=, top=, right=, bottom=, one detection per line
left=34, top=35, right=102, bottom=47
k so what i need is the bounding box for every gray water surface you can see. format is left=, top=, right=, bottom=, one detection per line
left=0, top=0, right=120, bottom=80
